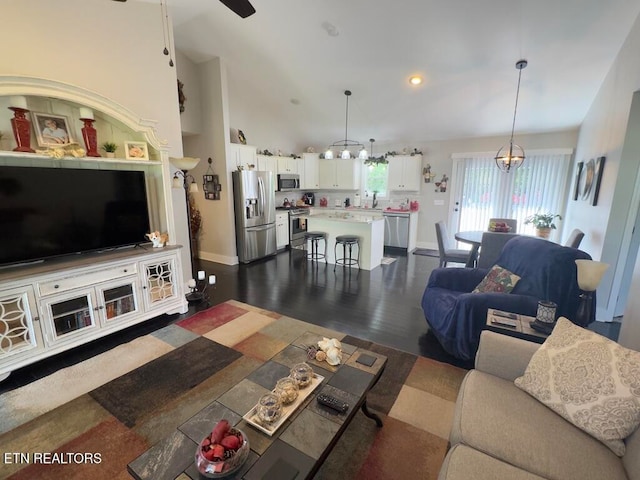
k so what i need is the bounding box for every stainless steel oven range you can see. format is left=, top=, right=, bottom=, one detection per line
left=288, top=208, right=308, bottom=249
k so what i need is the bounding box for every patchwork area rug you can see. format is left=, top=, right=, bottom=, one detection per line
left=0, top=300, right=466, bottom=479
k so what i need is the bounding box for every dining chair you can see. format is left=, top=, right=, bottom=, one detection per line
left=564, top=229, right=585, bottom=249
left=435, top=221, right=469, bottom=267
left=477, top=232, right=520, bottom=268
left=488, top=218, right=518, bottom=232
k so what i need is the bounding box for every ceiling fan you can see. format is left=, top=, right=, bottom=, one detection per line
left=112, top=0, right=255, bottom=19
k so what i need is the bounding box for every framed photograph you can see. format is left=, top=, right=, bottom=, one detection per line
left=124, top=141, right=149, bottom=160
left=591, top=156, right=606, bottom=206
left=32, top=112, right=73, bottom=147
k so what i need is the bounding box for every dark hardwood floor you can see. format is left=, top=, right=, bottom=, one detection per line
left=199, top=248, right=457, bottom=364
left=1, top=247, right=621, bottom=394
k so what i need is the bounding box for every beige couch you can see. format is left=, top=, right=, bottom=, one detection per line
left=439, top=331, right=640, bottom=480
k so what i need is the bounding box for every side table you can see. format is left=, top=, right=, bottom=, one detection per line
left=485, top=309, right=549, bottom=344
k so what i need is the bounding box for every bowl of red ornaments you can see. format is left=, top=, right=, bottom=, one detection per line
left=195, top=419, right=250, bottom=478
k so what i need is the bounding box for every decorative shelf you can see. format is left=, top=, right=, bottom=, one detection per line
left=0, top=150, right=162, bottom=165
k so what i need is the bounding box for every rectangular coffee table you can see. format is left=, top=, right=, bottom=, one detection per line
left=127, top=332, right=387, bottom=480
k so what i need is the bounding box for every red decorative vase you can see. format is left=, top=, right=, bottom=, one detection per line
left=10, top=107, right=35, bottom=153
left=81, top=118, right=101, bottom=157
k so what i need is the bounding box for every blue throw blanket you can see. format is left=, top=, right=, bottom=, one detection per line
left=421, top=236, right=593, bottom=360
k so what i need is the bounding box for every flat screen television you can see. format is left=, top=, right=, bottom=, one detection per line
left=0, top=166, right=151, bottom=267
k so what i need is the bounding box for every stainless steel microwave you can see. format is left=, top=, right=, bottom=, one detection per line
left=277, top=174, right=300, bottom=191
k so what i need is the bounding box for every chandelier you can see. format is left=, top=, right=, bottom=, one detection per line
left=495, top=59, right=528, bottom=172
left=325, top=90, right=368, bottom=160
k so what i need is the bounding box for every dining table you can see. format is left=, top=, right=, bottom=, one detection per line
left=454, top=231, right=484, bottom=267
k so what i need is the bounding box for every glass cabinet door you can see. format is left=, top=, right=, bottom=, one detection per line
left=44, top=293, right=97, bottom=341
left=99, top=281, right=139, bottom=323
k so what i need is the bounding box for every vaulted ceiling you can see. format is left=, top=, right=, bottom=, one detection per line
left=149, top=0, right=640, bottom=147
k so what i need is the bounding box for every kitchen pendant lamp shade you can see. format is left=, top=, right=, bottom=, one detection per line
left=496, top=59, right=528, bottom=173
left=326, top=90, right=367, bottom=160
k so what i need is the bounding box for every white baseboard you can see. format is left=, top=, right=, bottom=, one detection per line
left=198, top=251, right=239, bottom=266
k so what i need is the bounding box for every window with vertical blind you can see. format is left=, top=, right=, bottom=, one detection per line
left=451, top=149, right=573, bottom=237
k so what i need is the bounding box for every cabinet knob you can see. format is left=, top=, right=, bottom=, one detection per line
left=54, top=284, right=59, bottom=289
left=124, top=269, right=128, bottom=273
left=99, top=305, right=105, bottom=310
left=33, top=316, right=40, bottom=322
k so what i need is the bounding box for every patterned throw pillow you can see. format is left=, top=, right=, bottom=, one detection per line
left=472, top=265, right=520, bottom=293
left=515, top=317, right=640, bottom=456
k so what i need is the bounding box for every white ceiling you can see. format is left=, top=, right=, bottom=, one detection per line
left=152, top=0, right=640, bottom=147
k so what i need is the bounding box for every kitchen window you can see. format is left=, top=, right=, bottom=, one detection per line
left=363, top=162, right=388, bottom=197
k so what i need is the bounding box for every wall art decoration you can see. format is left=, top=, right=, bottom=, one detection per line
left=590, top=156, right=606, bottom=206
left=573, top=161, right=584, bottom=201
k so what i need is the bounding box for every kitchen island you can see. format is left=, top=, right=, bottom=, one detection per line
left=305, top=213, right=385, bottom=270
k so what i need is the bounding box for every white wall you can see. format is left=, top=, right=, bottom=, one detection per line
left=0, top=0, right=190, bottom=282
left=562, top=12, right=640, bottom=331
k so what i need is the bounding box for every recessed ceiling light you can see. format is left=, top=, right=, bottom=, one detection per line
left=409, top=75, right=423, bottom=86
left=290, top=98, right=300, bottom=105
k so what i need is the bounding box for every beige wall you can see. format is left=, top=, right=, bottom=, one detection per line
left=563, top=13, right=640, bottom=333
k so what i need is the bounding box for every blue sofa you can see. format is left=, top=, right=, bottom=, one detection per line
left=421, top=236, right=593, bottom=361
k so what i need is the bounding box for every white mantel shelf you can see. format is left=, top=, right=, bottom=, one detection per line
left=0, top=150, right=162, bottom=166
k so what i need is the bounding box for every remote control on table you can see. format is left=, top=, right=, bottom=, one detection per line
left=317, top=394, right=349, bottom=413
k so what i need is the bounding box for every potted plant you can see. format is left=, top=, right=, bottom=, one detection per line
left=524, top=213, right=562, bottom=239
left=101, top=141, right=118, bottom=158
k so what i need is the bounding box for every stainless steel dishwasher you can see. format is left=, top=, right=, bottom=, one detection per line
left=384, top=212, right=410, bottom=248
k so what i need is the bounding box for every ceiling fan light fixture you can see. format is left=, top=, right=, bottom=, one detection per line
left=495, top=59, right=528, bottom=173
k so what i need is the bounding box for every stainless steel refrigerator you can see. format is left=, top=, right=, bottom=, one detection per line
left=232, top=170, right=277, bottom=263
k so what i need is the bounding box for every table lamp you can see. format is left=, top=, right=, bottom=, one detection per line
left=574, top=260, right=609, bottom=327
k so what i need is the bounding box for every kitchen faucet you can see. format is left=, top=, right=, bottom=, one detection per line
left=372, top=191, right=378, bottom=209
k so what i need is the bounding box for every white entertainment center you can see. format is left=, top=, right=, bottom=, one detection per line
left=0, top=76, right=188, bottom=381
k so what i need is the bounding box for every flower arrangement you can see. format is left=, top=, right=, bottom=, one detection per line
left=524, top=213, right=562, bottom=230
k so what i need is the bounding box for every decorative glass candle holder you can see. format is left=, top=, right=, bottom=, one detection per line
left=290, top=362, right=314, bottom=388
left=274, top=377, right=299, bottom=404
left=257, top=393, right=282, bottom=424
left=536, top=301, right=557, bottom=324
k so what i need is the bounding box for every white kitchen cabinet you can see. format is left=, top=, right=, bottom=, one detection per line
left=257, top=154, right=278, bottom=175
left=277, top=155, right=300, bottom=174
left=0, top=247, right=186, bottom=381
left=276, top=212, right=290, bottom=249
left=387, top=154, right=422, bottom=191
left=230, top=144, right=257, bottom=170
left=302, top=153, right=320, bottom=189
left=319, top=158, right=360, bottom=190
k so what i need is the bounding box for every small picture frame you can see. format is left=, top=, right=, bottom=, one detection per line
left=32, top=112, right=73, bottom=147
left=203, top=174, right=221, bottom=200
left=124, top=141, right=149, bottom=160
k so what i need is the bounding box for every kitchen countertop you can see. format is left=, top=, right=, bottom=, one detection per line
left=304, top=213, right=383, bottom=224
